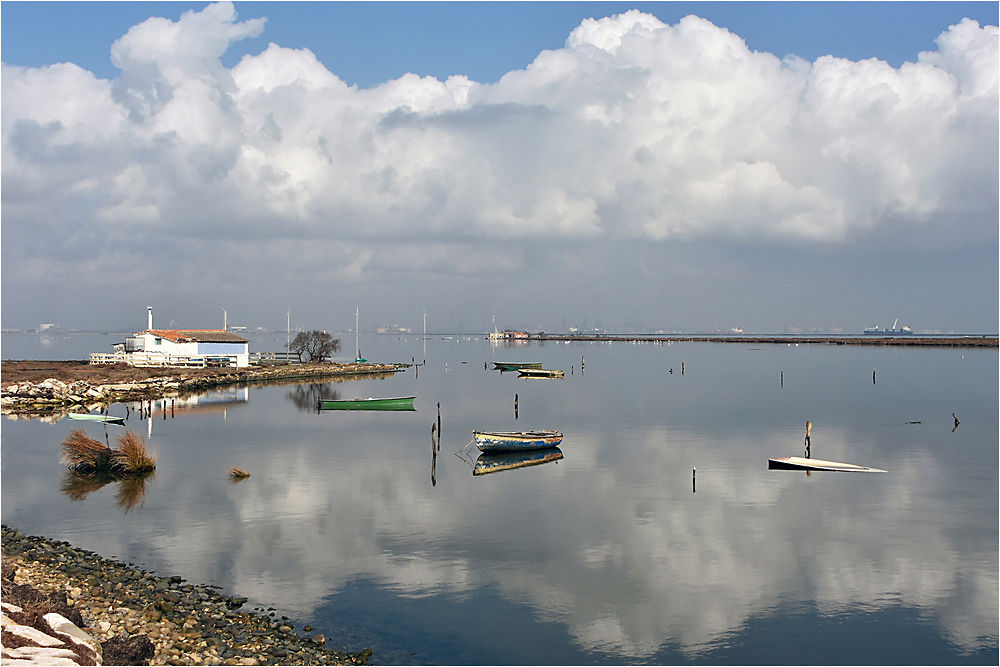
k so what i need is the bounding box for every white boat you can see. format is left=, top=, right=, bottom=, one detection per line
left=67, top=413, right=125, bottom=425
left=768, top=456, right=886, bottom=472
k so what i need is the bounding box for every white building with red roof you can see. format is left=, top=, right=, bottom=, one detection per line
left=100, top=307, right=251, bottom=367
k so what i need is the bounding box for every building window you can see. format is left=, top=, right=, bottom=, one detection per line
left=155, top=338, right=162, bottom=345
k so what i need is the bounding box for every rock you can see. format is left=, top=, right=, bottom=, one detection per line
left=312, top=634, right=326, bottom=646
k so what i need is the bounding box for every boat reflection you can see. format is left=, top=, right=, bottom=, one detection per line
left=473, top=447, right=564, bottom=476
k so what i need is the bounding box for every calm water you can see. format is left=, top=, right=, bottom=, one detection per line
left=2, top=333, right=997, bottom=664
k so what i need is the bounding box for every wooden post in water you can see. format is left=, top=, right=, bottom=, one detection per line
left=437, top=402, right=442, bottom=449
left=804, top=421, right=812, bottom=457
left=873, top=369, right=876, bottom=386
left=514, top=393, right=518, bottom=420
left=431, top=423, right=438, bottom=487
left=780, top=371, right=783, bottom=388
left=682, top=361, right=685, bottom=376
left=692, top=468, right=696, bottom=494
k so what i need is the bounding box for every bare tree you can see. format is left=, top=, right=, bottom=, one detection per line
left=288, top=330, right=341, bottom=362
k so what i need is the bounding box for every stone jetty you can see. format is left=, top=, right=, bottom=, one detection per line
left=1, top=362, right=406, bottom=415
left=2, top=526, right=373, bottom=665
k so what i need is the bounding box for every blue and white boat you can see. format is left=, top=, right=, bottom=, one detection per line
left=472, top=430, right=563, bottom=452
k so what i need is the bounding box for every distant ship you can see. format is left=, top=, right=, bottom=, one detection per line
left=864, top=318, right=913, bottom=335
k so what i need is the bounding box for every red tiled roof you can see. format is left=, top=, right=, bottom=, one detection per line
left=139, top=329, right=249, bottom=343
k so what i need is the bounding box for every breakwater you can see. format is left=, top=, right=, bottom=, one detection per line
left=1, top=362, right=408, bottom=415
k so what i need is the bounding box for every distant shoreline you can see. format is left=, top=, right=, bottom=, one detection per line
left=532, top=334, right=998, bottom=347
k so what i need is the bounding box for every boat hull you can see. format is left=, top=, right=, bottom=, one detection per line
left=517, top=368, right=564, bottom=378
left=473, top=448, right=564, bottom=476
left=67, top=414, right=125, bottom=425
left=768, top=456, right=886, bottom=472
left=319, top=396, right=415, bottom=411
left=493, top=362, right=542, bottom=371
left=473, top=430, right=563, bottom=452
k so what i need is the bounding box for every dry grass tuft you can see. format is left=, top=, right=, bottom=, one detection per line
left=61, top=428, right=156, bottom=476
left=229, top=467, right=251, bottom=481
left=115, top=430, right=157, bottom=475
left=61, top=429, right=115, bottom=473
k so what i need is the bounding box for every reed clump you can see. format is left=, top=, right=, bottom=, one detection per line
left=229, top=466, right=251, bottom=480
left=61, top=429, right=116, bottom=473
left=115, top=430, right=157, bottom=475
left=61, top=428, right=156, bottom=476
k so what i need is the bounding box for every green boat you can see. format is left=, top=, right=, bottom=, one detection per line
left=493, top=362, right=542, bottom=371
left=318, top=396, right=416, bottom=411
left=67, top=413, right=125, bottom=425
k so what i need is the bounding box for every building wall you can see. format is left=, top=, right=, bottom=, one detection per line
left=197, top=342, right=249, bottom=355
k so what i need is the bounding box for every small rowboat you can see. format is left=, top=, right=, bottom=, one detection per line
left=473, top=430, right=563, bottom=452
left=67, top=413, right=125, bottom=425
left=768, top=456, right=886, bottom=472
left=493, top=361, right=543, bottom=371
left=318, top=396, right=415, bottom=411
left=473, top=448, right=564, bottom=476
left=517, top=368, right=565, bottom=378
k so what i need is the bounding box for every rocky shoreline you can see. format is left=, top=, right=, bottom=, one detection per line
left=1, top=362, right=406, bottom=415
left=2, top=526, right=373, bottom=665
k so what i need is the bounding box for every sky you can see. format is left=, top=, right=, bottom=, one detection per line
left=2, top=1, right=998, bottom=334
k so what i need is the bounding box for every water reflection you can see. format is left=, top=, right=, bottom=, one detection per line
left=472, top=448, right=564, bottom=476
left=60, top=469, right=155, bottom=513
left=2, top=341, right=996, bottom=664
left=199, top=422, right=994, bottom=659
left=286, top=383, right=341, bottom=412
left=285, top=375, right=399, bottom=412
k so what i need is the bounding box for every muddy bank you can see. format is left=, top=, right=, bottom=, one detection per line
left=1, top=526, right=373, bottom=665
left=1, top=361, right=408, bottom=415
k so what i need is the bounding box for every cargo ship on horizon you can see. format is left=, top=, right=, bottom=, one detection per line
left=864, top=318, right=913, bottom=335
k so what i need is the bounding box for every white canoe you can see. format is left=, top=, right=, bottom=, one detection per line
left=768, top=456, right=886, bottom=473
left=67, top=413, right=125, bottom=425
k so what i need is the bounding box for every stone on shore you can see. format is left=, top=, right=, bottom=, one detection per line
left=2, top=526, right=373, bottom=666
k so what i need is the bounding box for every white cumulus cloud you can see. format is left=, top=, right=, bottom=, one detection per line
left=1, top=2, right=996, bottom=330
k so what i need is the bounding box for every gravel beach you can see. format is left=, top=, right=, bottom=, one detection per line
left=2, top=526, right=373, bottom=665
